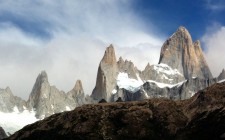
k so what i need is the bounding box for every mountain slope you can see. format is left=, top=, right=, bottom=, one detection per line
left=7, top=81, right=225, bottom=140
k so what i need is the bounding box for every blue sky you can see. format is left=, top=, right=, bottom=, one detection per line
left=0, top=0, right=225, bottom=99
left=133, top=0, right=225, bottom=40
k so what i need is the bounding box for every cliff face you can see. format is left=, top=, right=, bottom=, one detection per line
left=91, top=44, right=118, bottom=101
left=159, top=26, right=212, bottom=79
left=8, top=82, right=225, bottom=140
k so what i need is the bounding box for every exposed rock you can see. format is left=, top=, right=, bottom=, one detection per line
left=115, top=97, right=123, bottom=102
left=91, top=44, right=118, bottom=101
left=0, top=126, right=7, bottom=140
left=27, top=71, right=72, bottom=119
left=98, top=99, right=107, bottom=103
left=159, top=26, right=212, bottom=79
left=8, top=82, right=225, bottom=140
left=140, top=63, right=185, bottom=84
left=67, top=80, right=86, bottom=108
left=218, top=69, right=225, bottom=81
left=117, top=57, right=138, bottom=80
left=0, top=87, right=26, bottom=113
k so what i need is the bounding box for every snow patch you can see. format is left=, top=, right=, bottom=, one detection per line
left=147, top=80, right=186, bottom=88
left=117, top=72, right=143, bottom=92
left=66, top=106, right=71, bottom=111
left=153, top=63, right=183, bottom=76
left=218, top=79, right=225, bottom=83
left=112, top=89, right=117, bottom=94
left=0, top=108, right=38, bottom=135
left=190, top=91, right=195, bottom=97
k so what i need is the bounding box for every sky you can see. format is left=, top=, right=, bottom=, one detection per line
left=0, top=0, right=225, bottom=100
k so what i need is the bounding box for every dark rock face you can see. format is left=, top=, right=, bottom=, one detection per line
left=7, top=82, right=225, bottom=140
left=98, top=99, right=107, bottom=103
left=159, top=26, right=212, bottom=79
left=0, top=127, right=7, bottom=140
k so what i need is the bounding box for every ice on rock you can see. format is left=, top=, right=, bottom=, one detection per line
left=117, top=72, right=143, bottom=92
left=153, top=63, right=183, bottom=76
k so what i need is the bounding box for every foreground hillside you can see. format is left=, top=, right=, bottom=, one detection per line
left=7, top=82, right=225, bottom=140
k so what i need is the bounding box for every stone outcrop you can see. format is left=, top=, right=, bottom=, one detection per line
left=0, top=126, right=7, bottom=140
left=218, top=69, right=225, bottom=81
left=8, top=82, right=225, bottom=140
left=0, top=87, right=26, bottom=113
left=91, top=44, right=118, bottom=101
left=158, top=26, right=212, bottom=79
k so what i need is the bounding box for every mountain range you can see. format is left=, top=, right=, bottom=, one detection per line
left=0, top=26, right=225, bottom=136
left=7, top=80, right=225, bottom=139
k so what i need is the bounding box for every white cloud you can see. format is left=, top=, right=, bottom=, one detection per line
left=204, top=0, right=225, bottom=11
left=202, top=25, right=225, bottom=77
left=0, top=0, right=163, bottom=99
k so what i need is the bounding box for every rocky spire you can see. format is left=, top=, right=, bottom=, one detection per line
left=101, top=44, right=117, bottom=65
left=218, top=69, right=225, bottom=81
left=117, top=58, right=138, bottom=80
left=27, top=71, right=68, bottom=119
left=158, top=26, right=212, bottom=79
left=67, top=80, right=86, bottom=107
left=91, top=44, right=118, bottom=101
left=73, top=80, right=84, bottom=95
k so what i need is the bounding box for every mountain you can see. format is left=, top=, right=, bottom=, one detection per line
left=0, top=87, right=26, bottom=113
left=0, top=71, right=88, bottom=134
left=159, top=26, right=212, bottom=79
left=7, top=81, right=225, bottom=140
left=27, top=71, right=72, bottom=119
left=92, top=26, right=222, bottom=102
left=91, top=44, right=118, bottom=102
left=1, top=26, right=225, bottom=136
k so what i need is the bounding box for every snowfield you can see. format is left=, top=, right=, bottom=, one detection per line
left=0, top=106, right=38, bottom=135
left=153, top=63, right=183, bottom=76
left=116, top=72, right=143, bottom=93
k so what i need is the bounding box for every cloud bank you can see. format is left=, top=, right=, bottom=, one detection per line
left=0, top=0, right=163, bottom=99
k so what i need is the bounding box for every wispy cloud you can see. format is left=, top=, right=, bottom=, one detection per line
left=204, top=0, right=225, bottom=11
left=0, top=0, right=163, bottom=99
left=202, top=25, right=225, bottom=77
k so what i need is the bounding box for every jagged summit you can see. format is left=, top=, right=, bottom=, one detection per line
left=101, top=44, right=117, bottom=65
left=73, top=80, right=83, bottom=93
left=38, top=70, right=48, bottom=82
left=218, top=69, right=225, bottom=81
left=158, top=26, right=212, bottom=79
